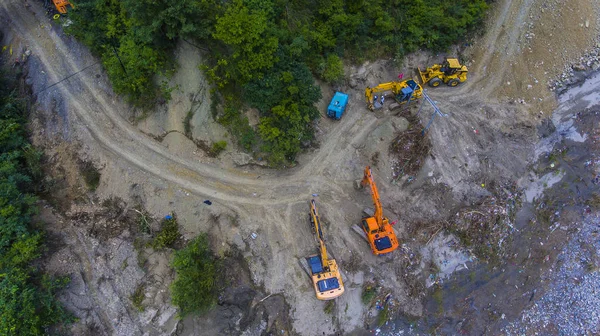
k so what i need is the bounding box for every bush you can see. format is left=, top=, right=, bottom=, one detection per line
left=210, top=141, right=227, bottom=157
left=151, top=216, right=180, bottom=249
left=80, top=161, right=101, bottom=191
left=130, top=283, right=146, bottom=312
left=361, top=284, right=377, bottom=305
left=321, top=54, right=344, bottom=83
left=170, top=234, right=219, bottom=317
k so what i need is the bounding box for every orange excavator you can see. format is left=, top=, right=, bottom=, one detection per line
left=46, top=0, right=74, bottom=18
left=52, top=0, right=74, bottom=14
left=299, top=200, right=345, bottom=300
left=353, top=166, right=399, bottom=255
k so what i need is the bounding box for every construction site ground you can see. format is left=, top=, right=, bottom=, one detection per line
left=1, top=0, right=599, bottom=335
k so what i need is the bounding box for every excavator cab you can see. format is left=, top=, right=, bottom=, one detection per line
left=396, top=79, right=420, bottom=103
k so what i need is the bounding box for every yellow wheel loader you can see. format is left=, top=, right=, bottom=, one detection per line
left=418, top=58, right=468, bottom=88
left=298, top=200, right=345, bottom=300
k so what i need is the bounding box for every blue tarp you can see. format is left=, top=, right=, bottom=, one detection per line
left=327, top=92, right=348, bottom=120
left=374, top=236, right=393, bottom=251
left=317, top=277, right=340, bottom=292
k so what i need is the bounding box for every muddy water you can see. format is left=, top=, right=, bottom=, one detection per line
left=380, top=73, right=600, bottom=335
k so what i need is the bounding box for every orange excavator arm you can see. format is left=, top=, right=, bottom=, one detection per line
left=360, top=166, right=385, bottom=231
left=310, top=200, right=329, bottom=269
left=52, top=0, right=74, bottom=14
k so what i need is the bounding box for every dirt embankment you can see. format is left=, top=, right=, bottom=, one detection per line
left=2, top=0, right=600, bottom=334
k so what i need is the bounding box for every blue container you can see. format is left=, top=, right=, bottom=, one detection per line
left=327, top=92, right=348, bottom=120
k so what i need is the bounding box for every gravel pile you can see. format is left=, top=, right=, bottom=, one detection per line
left=549, top=1, right=600, bottom=93
left=549, top=45, right=600, bottom=93
left=503, top=212, right=600, bottom=335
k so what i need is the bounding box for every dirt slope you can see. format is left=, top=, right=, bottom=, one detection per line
left=1, top=0, right=599, bottom=334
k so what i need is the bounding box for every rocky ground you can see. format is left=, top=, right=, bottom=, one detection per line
left=1, top=0, right=600, bottom=335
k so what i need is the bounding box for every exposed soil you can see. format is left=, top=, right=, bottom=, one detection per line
left=1, top=0, right=600, bottom=335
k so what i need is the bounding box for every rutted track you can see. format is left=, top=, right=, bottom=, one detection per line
left=0, top=0, right=534, bottom=207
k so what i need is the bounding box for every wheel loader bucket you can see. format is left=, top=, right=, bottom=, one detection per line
left=417, top=67, right=428, bottom=85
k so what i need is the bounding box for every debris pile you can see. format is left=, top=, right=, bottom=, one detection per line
left=390, top=127, right=431, bottom=182
left=448, top=188, right=520, bottom=263
left=362, top=282, right=400, bottom=332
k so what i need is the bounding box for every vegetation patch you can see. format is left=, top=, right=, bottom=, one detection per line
left=377, top=304, right=390, bottom=326
left=0, top=71, right=73, bottom=333
left=79, top=161, right=101, bottom=191
left=361, top=283, right=377, bottom=305
left=323, top=301, right=335, bottom=315
left=170, top=234, right=219, bottom=317
left=151, top=215, right=181, bottom=250
left=68, top=0, right=488, bottom=165
left=210, top=140, right=227, bottom=157
left=131, top=283, right=146, bottom=312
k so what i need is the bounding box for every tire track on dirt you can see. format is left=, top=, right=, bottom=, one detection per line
left=428, top=0, right=535, bottom=101
left=0, top=1, right=350, bottom=206
left=1, top=0, right=535, bottom=208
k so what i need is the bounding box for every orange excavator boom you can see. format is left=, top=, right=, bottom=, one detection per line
left=361, top=166, right=384, bottom=230
left=52, top=0, right=74, bottom=14
left=356, top=166, right=399, bottom=255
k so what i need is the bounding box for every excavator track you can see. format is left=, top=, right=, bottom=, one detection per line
left=298, top=257, right=313, bottom=279
left=351, top=224, right=368, bottom=242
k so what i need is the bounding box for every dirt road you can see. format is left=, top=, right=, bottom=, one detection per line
left=1, top=0, right=599, bottom=334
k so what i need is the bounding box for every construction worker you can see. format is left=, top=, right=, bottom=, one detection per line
left=380, top=95, right=385, bottom=105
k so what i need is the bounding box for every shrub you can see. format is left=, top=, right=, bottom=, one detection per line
left=131, top=283, right=146, bottom=312
left=80, top=161, right=101, bottom=191
left=210, top=141, right=227, bottom=157
left=151, top=216, right=180, bottom=249
left=361, top=284, right=377, bottom=305
left=321, top=54, right=344, bottom=83
left=170, top=234, right=219, bottom=317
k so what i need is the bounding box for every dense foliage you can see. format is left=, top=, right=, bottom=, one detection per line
left=69, top=0, right=488, bottom=164
left=170, top=234, right=218, bottom=317
left=0, top=74, right=72, bottom=334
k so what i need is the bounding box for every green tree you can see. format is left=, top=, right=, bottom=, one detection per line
left=0, top=73, right=72, bottom=334
left=122, top=0, right=222, bottom=42
left=210, top=0, right=279, bottom=85
left=102, top=35, right=166, bottom=102
left=321, top=54, right=344, bottom=83
left=170, top=234, right=218, bottom=317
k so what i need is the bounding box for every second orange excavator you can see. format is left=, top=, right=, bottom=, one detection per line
left=353, top=166, right=399, bottom=255
left=51, top=0, right=74, bottom=14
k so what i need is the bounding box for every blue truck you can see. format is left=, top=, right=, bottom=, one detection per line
left=327, top=92, right=348, bottom=120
